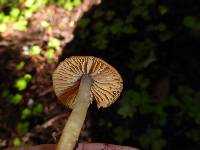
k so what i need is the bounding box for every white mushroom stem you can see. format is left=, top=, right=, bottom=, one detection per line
left=56, top=75, right=93, bottom=150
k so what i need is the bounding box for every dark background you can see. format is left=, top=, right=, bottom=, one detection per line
left=0, top=0, right=200, bottom=150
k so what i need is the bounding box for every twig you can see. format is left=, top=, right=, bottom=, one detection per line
left=38, top=113, right=69, bottom=129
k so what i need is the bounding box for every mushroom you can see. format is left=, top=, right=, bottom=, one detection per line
left=53, top=56, right=123, bottom=150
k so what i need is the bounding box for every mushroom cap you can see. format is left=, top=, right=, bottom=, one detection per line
left=53, top=56, right=123, bottom=109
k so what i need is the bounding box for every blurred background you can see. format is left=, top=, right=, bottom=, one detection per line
left=0, top=0, right=200, bottom=150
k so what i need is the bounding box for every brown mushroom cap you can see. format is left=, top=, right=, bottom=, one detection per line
left=53, top=56, right=123, bottom=109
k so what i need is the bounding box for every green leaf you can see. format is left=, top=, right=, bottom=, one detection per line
left=16, top=121, right=30, bottom=133
left=117, top=103, right=134, bottom=118
left=73, top=0, right=81, bottom=6
left=0, top=12, right=5, bottom=22
left=158, top=5, right=168, bottom=15
left=78, top=18, right=90, bottom=28
left=64, top=2, right=74, bottom=11
left=16, top=61, right=25, bottom=71
left=33, top=103, right=43, bottom=114
left=15, top=78, right=27, bottom=91
left=22, top=9, right=33, bottom=18
left=92, top=37, right=108, bottom=50
left=117, top=90, right=140, bottom=118
left=57, top=0, right=65, bottom=4
left=13, top=137, right=21, bottom=147
left=1, top=90, right=10, bottom=98
left=2, top=16, right=10, bottom=24
left=29, top=45, right=42, bottom=56
left=10, top=8, right=20, bottom=19
left=24, top=0, right=35, bottom=7
left=45, top=48, right=55, bottom=59
left=109, top=19, right=123, bottom=35
left=13, top=20, right=28, bottom=31
left=183, top=16, right=200, bottom=30
left=24, top=74, right=32, bottom=81
left=28, top=0, right=46, bottom=12
left=21, top=108, right=32, bottom=119
left=10, top=94, right=22, bottom=104
left=0, top=24, right=7, bottom=32
left=47, top=38, right=60, bottom=49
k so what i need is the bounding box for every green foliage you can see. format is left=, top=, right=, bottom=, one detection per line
left=1, top=89, right=22, bottom=104
left=73, top=0, right=81, bottom=6
left=1, top=0, right=200, bottom=149
left=32, top=103, right=43, bottom=114
left=47, top=38, right=60, bottom=49
left=177, top=86, right=200, bottom=124
left=117, top=90, right=139, bottom=118
left=0, top=0, right=81, bottom=33
left=109, top=19, right=123, bottom=35
left=75, top=2, right=200, bottom=149
left=14, top=74, right=32, bottom=91
left=20, top=103, right=43, bottom=119
left=78, top=18, right=90, bottom=28
left=158, top=5, right=168, bottom=15
left=16, top=61, right=25, bottom=71
left=10, top=94, right=23, bottom=104
left=21, top=108, right=32, bottom=119
left=29, top=45, right=42, bottom=56
left=14, top=78, right=27, bottom=91
left=64, top=2, right=73, bottom=10
left=185, top=129, right=200, bottom=142
left=113, top=127, right=130, bottom=144
left=63, top=0, right=81, bottom=10
left=1, top=90, right=9, bottom=99
left=23, top=0, right=35, bottom=7
left=183, top=16, right=200, bottom=30
left=12, top=137, right=21, bottom=147
left=10, top=8, right=20, bottom=19
left=0, top=23, right=7, bottom=32
left=45, top=48, right=55, bottom=63
left=16, top=121, right=30, bottom=133
left=116, top=85, right=200, bottom=149
left=139, top=128, right=166, bottom=150
left=129, top=39, right=156, bottom=71
left=24, top=74, right=32, bottom=81
left=45, top=48, right=55, bottom=59
left=117, top=90, right=163, bottom=118
left=13, top=20, right=28, bottom=31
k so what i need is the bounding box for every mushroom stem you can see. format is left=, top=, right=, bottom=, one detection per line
left=56, top=75, right=93, bottom=150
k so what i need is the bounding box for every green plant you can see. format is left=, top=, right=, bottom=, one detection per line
left=16, top=121, right=30, bottom=134
left=32, top=103, right=43, bottom=114
left=14, top=74, right=32, bottom=91
left=12, top=137, right=21, bottom=147
left=48, top=38, right=61, bottom=49
left=29, top=45, right=42, bottom=56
